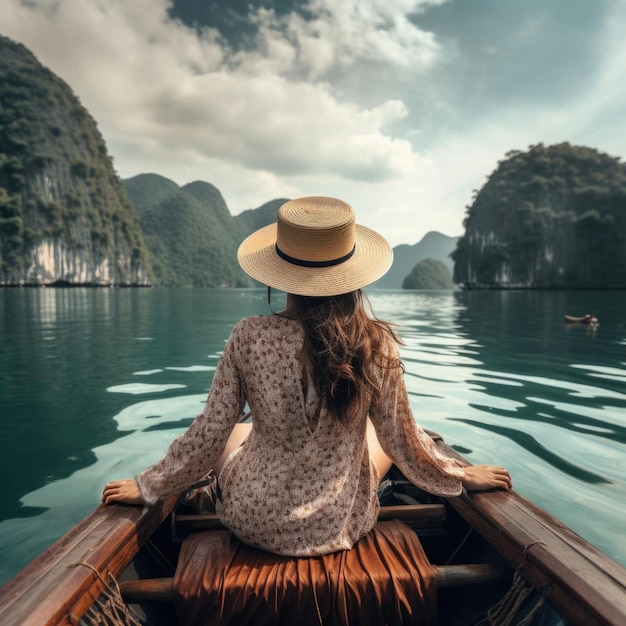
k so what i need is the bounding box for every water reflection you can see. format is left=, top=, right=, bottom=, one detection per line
left=0, top=289, right=269, bottom=525
left=1, top=288, right=625, bottom=586
left=384, top=291, right=626, bottom=451
left=374, top=289, right=626, bottom=568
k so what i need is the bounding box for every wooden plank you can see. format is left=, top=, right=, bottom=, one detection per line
left=437, top=441, right=626, bottom=626
left=120, top=578, right=173, bottom=603
left=174, top=503, right=446, bottom=533
left=378, top=503, right=445, bottom=522
left=0, top=497, right=177, bottom=626
left=117, top=563, right=504, bottom=603
left=174, top=513, right=224, bottom=532
left=434, top=564, right=503, bottom=589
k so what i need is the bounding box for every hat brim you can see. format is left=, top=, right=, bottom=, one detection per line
left=237, top=223, right=393, bottom=296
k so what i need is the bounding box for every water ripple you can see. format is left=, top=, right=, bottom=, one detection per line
left=450, top=418, right=611, bottom=484
left=165, top=365, right=216, bottom=372
left=111, top=394, right=206, bottom=431
left=107, top=383, right=186, bottom=395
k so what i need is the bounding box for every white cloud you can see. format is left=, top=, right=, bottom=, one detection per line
left=133, top=73, right=415, bottom=179
left=3, top=0, right=625, bottom=247
left=247, top=0, right=445, bottom=78
left=3, top=0, right=441, bottom=212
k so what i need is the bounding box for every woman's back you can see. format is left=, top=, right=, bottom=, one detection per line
left=213, top=314, right=382, bottom=556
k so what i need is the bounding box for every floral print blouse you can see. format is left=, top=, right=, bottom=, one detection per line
left=136, top=315, right=464, bottom=556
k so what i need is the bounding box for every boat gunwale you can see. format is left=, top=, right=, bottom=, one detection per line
left=438, top=441, right=626, bottom=626
left=0, top=497, right=177, bottom=625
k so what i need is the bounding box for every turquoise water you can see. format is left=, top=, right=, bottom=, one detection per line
left=1, top=288, right=625, bottom=586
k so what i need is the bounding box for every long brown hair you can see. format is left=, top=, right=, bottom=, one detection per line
left=290, top=290, right=402, bottom=422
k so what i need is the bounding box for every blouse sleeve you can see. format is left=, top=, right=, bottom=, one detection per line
left=136, top=323, right=246, bottom=503
left=369, top=344, right=464, bottom=497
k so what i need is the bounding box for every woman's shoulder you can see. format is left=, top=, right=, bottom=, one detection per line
left=232, top=314, right=300, bottom=337
left=228, top=316, right=303, bottom=357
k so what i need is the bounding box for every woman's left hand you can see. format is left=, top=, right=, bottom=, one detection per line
left=102, top=478, right=145, bottom=505
left=462, top=465, right=512, bottom=492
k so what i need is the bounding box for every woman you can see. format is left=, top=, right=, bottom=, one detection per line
left=103, top=196, right=511, bottom=556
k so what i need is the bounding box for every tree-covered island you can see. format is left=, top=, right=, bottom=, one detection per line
left=452, top=143, right=626, bottom=289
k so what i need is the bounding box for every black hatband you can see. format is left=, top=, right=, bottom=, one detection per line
left=275, top=244, right=355, bottom=268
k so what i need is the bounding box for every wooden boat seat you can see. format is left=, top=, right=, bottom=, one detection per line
left=171, top=519, right=437, bottom=626
left=119, top=517, right=503, bottom=626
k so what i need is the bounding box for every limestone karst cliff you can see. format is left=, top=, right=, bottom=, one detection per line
left=452, top=143, right=626, bottom=289
left=0, top=36, right=151, bottom=286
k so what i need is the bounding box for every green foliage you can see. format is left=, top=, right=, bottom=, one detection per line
left=402, top=258, right=455, bottom=290
left=453, top=143, right=626, bottom=288
left=234, top=199, right=287, bottom=236
left=70, top=160, right=89, bottom=179
left=0, top=35, right=152, bottom=284
left=124, top=175, right=261, bottom=287
left=118, top=173, right=179, bottom=216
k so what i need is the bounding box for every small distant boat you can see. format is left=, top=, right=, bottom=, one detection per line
left=564, top=314, right=598, bottom=324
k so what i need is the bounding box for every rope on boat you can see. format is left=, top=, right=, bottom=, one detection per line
left=445, top=525, right=474, bottom=565
left=522, top=541, right=548, bottom=559
left=69, top=562, right=143, bottom=626
left=477, top=570, right=546, bottom=626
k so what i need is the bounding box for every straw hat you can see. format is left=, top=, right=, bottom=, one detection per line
left=237, top=196, right=393, bottom=296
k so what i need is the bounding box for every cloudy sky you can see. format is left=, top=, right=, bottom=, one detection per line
left=4, top=0, right=626, bottom=245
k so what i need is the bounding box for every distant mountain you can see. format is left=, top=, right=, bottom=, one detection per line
left=124, top=175, right=240, bottom=287
left=122, top=173, right=179, bottom=216
left=0, top=36, right=151, bottom=286
left=183, top=180, right=234, bottom=233
left=121, top=176, right=459, bottom=289
left=123, top=174, right=289, bottom=287
left=234, top=199, right=289, bottom=234
left=373, top=231, right=458, bottom=289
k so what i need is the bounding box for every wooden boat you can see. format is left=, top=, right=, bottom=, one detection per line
left=564, top=314, right=598, bottom=324
left=1, top=437, right=625, bottom=626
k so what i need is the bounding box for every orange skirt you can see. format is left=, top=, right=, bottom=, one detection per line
left=172, top=519, right=437, bottom=625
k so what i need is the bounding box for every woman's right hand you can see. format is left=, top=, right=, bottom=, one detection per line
left=462, top=465, right=512, bottom=491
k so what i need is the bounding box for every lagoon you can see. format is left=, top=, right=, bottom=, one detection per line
left=1, top=287, right=625, bottom=586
